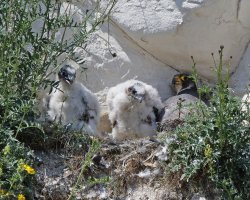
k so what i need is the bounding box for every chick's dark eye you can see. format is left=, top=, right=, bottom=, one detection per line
left=132, top=90, right=136, bottom=95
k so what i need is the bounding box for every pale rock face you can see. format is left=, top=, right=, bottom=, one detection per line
left=161, top=94, right=200, bottom=123
left=230, top=42, right=250, bottom=96
left=110, top=0, right=250, bottom=84
left=238, top=0, right=250, bottom=28
left=233, top=0, right=250, bottom=95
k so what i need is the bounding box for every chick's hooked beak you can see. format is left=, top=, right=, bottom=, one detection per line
left=134, top=94, right=145, bottom=103
left=127, top=84, right=145, bottom=103
left=64, top=74, right=75, bottom=84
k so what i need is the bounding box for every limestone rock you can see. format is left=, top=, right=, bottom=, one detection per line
left=230, top=43, right=250, bottom=96
left=110, top=0, right=250, bottom=83
left=161, top=94, right=200, bottom=122
left=159, top=94, right=202, bottom=131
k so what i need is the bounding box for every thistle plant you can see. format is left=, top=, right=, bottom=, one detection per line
left=167, top=46, right=250, bottom=200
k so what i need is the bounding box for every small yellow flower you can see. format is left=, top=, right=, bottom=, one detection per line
left=22, top=164, right=36, bottom=175
left=18, top=194, right=26, bottom=200
left=204, top=144, right=212, bottom=158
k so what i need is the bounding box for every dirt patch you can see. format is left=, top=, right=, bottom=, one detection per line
left=34, top=136, right=185, bottom=199
left=34, top=135, right=217, bottom=200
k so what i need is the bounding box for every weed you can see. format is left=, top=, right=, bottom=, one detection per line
left=167, top=46, right=250, bottom=199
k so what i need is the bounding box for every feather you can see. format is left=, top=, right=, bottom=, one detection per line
left=47, top=65, right=100, bottom=135
left=106, top=80, right=163, bottom=140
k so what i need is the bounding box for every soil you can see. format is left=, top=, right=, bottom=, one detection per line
left=34, top=135, right=217, bottom=200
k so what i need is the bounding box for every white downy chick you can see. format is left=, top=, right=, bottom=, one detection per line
left=47, top=64, right=100, bottom=135
left=107, top=80, right=163, bottom=140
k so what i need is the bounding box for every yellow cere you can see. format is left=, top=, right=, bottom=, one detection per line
left=18, top=194, right=26, bottom=200
left=180, top=75, right=185, bottom=81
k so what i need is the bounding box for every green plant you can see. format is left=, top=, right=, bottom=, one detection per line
left=0, top=140, right=35, bottom=199
left=167, top=46, right=250, bottom=199
left=0, top=0, right=116, bottom=136
left=67, top=138, right=102, bottom=200
left=0, top=0, right=116, bottom=199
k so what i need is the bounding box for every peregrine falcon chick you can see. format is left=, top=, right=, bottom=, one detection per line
left=171, top=73, right=198, bottom=97
left=107, top=80, right=163, bottom=140
left=47, top=64, right=100, bottom=135
left=159, top=73, right=206, bottom=130
left=172, top=73, right=211, bottom=104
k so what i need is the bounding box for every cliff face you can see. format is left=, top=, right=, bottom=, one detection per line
left=109, top=0, right=250, bottom=94
left=44, top=0, right=250, bottom=105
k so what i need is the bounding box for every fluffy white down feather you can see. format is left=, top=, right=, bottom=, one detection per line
left=106, top=80, right=163, bottom=140
left=47, top=81, right=100, bottom=135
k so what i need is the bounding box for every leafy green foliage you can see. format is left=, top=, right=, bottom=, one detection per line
left=0, top=141, right=35, bottom=199
left=167, top=46, right=250, bottom=199
left=0, top=0, right=116, bottom=199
